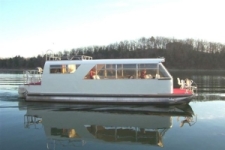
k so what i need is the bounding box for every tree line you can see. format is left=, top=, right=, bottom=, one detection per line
left=0, top=36, right=225, bottom=70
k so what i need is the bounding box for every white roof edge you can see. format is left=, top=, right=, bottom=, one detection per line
left=45, top=58, right=165, bottom=65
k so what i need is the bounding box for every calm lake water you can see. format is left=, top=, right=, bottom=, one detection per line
left=0, top=71, right=225, bottom=150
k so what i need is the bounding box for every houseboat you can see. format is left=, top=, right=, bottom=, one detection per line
left=18, top=51, right=197, bottom=104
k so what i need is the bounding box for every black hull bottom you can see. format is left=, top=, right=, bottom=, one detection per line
left=25, top=95, right=195, bottom=105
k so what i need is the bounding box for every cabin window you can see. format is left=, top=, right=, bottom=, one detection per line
left=50, top=64, right=80, bottom=74
left=84, top=65, right=99, bottom=79
left=138, top=64, right=158, bottom=78
left=105, top=64, right=116, bottom=78
left=158, top=63, right=171, bottom=78
left=117, top=64, right=137, bottom=79
left=85, top=63, right=169, bottom=80
left=96, top=64, right=106, bottom=78
left=86, top=64, right=117, bottom=79
left=51, top=128, right=78, bottom=138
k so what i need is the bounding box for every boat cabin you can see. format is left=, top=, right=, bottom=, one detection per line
left=37, top=56, right=173, bottom=96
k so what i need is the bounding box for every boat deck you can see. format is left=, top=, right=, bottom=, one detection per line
left=173, top=88, right=192, bottom=94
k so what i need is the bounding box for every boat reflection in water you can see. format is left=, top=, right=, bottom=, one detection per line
left=21, top=103, right=196, bottom=148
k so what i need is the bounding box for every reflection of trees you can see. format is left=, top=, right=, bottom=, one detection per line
left=194, top=75, right=225, bottom=93
left=1, top=36, right=225, bottom=70
left=194, top=94, right=225, bottom=102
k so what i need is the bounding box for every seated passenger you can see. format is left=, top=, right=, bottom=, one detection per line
left=129, top=75, right=134, bottom=79
left=155, top=74, right=160, bottom=79
left=90, top=69, right=96, bottom=79
left=145, top=74, right=152, bottom=79
left=140, top=70, right=147, bottom=79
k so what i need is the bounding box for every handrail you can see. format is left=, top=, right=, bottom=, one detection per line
left=177, top=78, right=197, bottom=93
left=45, top=49, right=92, bottom=61
left=23, top=69, right=42, bottom=84
left=46, top=49, right=61, bottom=61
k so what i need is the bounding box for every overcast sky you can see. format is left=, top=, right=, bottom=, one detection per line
left=0, top=0, right=224, bottom=58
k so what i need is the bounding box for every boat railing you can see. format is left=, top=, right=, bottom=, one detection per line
left=177, top=78, right=197, bottom=93
left=46, top=138, right=86, bottom=149
left=45, top=49, right=93, bottom=61
left=73, top=55, right=92, bottom=60
left=46, top=49, right=61, bottom=61
left=24, top=114, right=42, bottom=129
left=23, top=68, right=42, bottom=84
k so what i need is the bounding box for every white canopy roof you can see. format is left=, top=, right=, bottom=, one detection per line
left=46, top=58, right=165, bottom=65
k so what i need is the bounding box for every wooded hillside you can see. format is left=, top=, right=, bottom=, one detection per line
left=1, top=36, right=225, bottom=70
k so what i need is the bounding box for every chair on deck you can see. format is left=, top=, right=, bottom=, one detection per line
left=177, top=78, right=197, bottom=93
left=177, top=78, right=185, bottom=89
left=36, top=67, right=43, bottom=74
